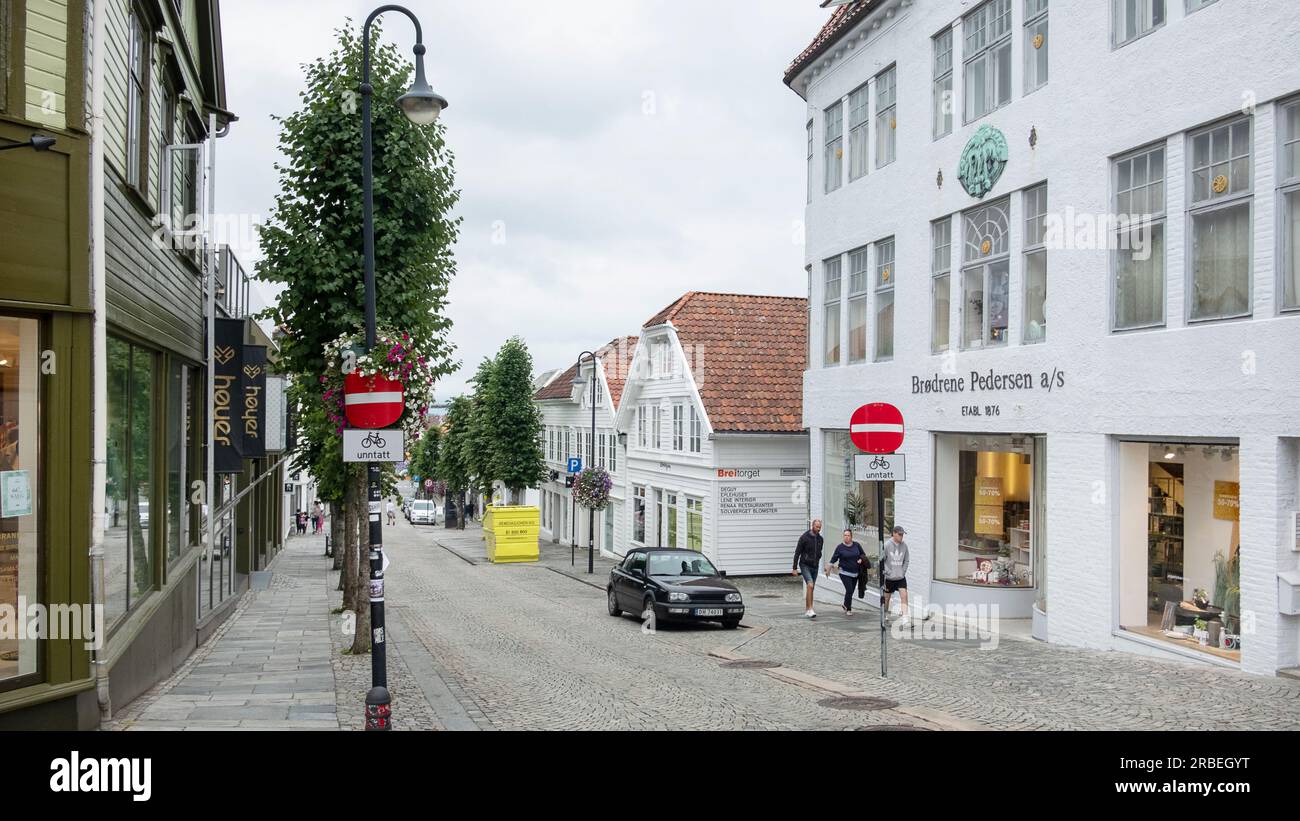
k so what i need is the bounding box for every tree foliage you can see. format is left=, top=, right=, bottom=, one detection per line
left=487, top=338, right=546, bottom=499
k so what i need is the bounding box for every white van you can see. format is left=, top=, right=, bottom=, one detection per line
left=409, top=500, right=437, bottom=526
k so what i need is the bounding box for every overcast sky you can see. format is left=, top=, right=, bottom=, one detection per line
left=216, top=0, right=827, bottom=399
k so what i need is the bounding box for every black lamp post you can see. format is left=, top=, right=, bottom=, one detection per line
left=573, top=352, right=597, bottom=574
left=359, top=3, right=448, bottom=732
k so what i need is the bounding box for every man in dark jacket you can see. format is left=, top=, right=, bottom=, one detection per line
left=791, top=520, right=824, bottom=619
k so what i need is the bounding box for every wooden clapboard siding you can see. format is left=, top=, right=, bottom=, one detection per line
left=102, top=0, right=128, bottom=178
left=23, top=0, right=65, bottom=128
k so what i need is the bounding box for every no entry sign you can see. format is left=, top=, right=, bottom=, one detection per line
left=344, top=372, right=405, bottom=429
left=850, top=403, right=905, bottom=454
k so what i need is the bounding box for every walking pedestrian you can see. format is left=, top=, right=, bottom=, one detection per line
left=295, top=510, right=307, bottom=536
left=827, top=529, right=869, bottom=616
left=386, top=498, right=397, bottom=526
left=309, top=506, right=319, bottom=534
left=313, top=501, right=324, bottom=533
left=881, top=525, right=911, bottom=626
left=466, top=497, right=476, bottom=522
left=791, top=520, right=824, bottom=619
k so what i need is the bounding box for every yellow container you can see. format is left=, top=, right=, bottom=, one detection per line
left=482, top=506, right=540, bottom=564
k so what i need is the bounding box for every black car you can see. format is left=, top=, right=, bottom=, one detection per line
left=607, top=549, right=745, bottom=629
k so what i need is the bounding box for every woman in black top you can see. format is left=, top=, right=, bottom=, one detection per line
left=827, top=530, right=869, bottom=615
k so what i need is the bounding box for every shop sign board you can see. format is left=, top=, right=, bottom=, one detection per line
left=850, top=403, right=905, bottom=454
left=213, top=318, right=247, bottom=474
left=853, top=454, right=906, bottom=482
left=241, top=345, right=268, bottom=459
left=343, top=429, right=405, bottom=463
left=1214, top=481, right=1240, bottom=522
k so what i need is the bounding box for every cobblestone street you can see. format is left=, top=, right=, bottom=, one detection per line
left=113, top=514, right=1300, bottom=731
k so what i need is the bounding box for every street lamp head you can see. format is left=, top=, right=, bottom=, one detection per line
left=398, top=44, right=448, bottom=126
left=30, top=135, right=57, bottom=151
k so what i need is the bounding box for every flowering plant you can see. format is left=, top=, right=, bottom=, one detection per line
left=320, top=327, right=439, bottom=441
left=573, top=467, right=613, bottom=511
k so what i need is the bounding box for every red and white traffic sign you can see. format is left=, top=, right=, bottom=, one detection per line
left=344, top=372, right=405, bottom=429
left=850, top=403, right=905, bottom=454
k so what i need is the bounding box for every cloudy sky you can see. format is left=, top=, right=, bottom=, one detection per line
left=217, top=0, right=828, bottom=398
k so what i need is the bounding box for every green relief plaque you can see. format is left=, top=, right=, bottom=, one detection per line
left=958, top=125, right=1009, bottom=199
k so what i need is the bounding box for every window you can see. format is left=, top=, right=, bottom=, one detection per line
left=609, top=428, right=618, bottom=472
left=1023, top=184, right=1048, bottom=343
left=847, top=248, right=869, bottom=364
left=105, top=336, right=157, bottom=630
left=933, top=28, right=954, bottom=140
left=1114, top=144, right=1167, bottom=329
left=651, top=341, right=670, bottom=378
left=672, top=404, right=684, bottom=451
left=805, top=265, right=814, bottom=369
left=875, top=238, right=896, bottom=360
left=632, top=487, right=646, bottom=544
left=823, top=256, right=842, bottom=366
left=598, top=433, right=607, bottom=468
left=1113, top=0, right=1165, bottom=48
left=1188, top=117, right=1252, bottom=321
left=637, top=406, right=647, bottom=449
left=824, top=101, right=843, bottom=194
left=1186, top=0, right=1218, bottom=10
left=165, top=361, right=191, bottom=567
left=565, top=428, right=572, bottom=461
left=875, top=66, right=897, bottom=168
left=848, top=84, right=870, bottom=182
left=806, top=120, right=814, bottom=203
left=126, top=6, right=151, bottom=193
left=963, top=0, right=1012, bottom=124
left=1024, top=0, right=1049, bottom=94
left=689, top=406, right=702, bottom=454
left=823, top=431, right=894, bottom=541
left=962, top=198, right=1012, bottom=348
left=932, top=218, right=953, bottom=353
left=666, top=493, right=679, bottom=548
left=0, top=317, right=40, bottom=688
left=652, top=405, right=663, bottom=450
left=1280, top=98, right=1300, bottom=311
left=686, top=498, right=704, bottom=551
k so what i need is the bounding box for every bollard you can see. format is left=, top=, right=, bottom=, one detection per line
left=325, top=534, right=333, bottom=559
left=365, top=686, right=392, bottom=731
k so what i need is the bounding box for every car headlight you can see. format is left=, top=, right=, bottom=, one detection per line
left=726, top=593, right=743, bottom=604
left=668, top=592, right=690, bottom=603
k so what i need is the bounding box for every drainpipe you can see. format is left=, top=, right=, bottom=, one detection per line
left=88, top=0, right=111, bottom=722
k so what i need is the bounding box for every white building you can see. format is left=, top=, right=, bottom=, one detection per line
left=789, top=0, right=1300, bottom=675
left=612, top=293, right=811, bottom=575
left=534, top=337, right=639, bottom=552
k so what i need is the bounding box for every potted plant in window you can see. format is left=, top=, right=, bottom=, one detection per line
left=1214, top=547, right=1241, bottom=650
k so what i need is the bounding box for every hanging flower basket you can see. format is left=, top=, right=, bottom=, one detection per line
left=319, top=327, right=440, bottom=442
left=573, top=467, right=613, bottom=511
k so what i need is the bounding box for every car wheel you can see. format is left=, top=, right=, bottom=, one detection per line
left=722, top=619, right=741, bottom=630
left=607, top=587, right=622, bottom=617
left=642, top=595, right=657, bottom=624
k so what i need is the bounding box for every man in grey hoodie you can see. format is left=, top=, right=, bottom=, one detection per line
left=881, top=525, right=911, bottom=625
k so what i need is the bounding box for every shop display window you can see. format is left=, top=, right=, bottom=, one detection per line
left=0, top=317, right=40, bottom=688
left=823, top=431, right=894, bottom=542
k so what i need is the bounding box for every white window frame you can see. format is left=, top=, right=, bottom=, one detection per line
left=672, top=403, right=684, bottom=451
left=874, top=238, right=896, bottom=362
left=932, top=217, right=953, bottom=354
left=1112, top=142, right=1168, bottom=331
left=875, top=66, right=896, bottom=169
left=637, top=405, right=647, bottom=449
left=689, top=406, right=702, bottom=454
left=1022, top=183, right=1048, bottom=344
left=1112, top=0, right=1166, bottom=49
left=1185, top=0, right=1218, bottom=13
left=666, top=493, right=679, bottom=548
left=806, top=119, right=814, bottom=204
left=652, top=404, right=663, bottom=450
left=125, top=6, right=150, bottom=191
left=933, top=27, right=954, bottom=140
left=823, top=256, right=842, bottom=366
left=1278, top=97, right=1300, bottom=313
left=962, top=0, right=1012, bottom=125
left=825, top=100, right=844, bottom=194
left=961, top=197, right=1012, bottom=349
left=847, top=247, right=869, bottom=365
left=1186, top=116, right=1254, bottom=323
left=848, top=83, right=870, bottom=183
left=1023, top=0, right=1049, bottom=95
left=686, top=497, right=704, bottom=551
left=632, top=485, right=647, bottom=545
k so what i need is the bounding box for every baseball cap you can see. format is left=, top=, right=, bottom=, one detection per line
left=892, top=526, right=906, bottom=535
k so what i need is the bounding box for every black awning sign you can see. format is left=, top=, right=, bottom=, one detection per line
left=214, top=318, right=245, bottom=474
left=241, top=345, right=268, bottom=459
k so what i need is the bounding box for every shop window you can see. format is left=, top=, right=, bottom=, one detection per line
left=874, top=238, right=896, bottom=361
left=1118, top=442, right=1241, bottom=662
left=686, top=497, right=704, bottom=551
left=165, top=361, right=187, bottom=567
left=1114, top=144, right=1167, bottom=329
left=1023, top=184, right=1048, bottom=343
left=823, top=256, right=842, bottom=366
left=1280, top=98, right=1300, bottom=312
left=875, top=66, right=896, bottom=169
left=824, top=100, right=843, bottom=194
left=1113, top=0, right=1165, bottom=48
left=104, top=336, right=157, bottom=630
left=1024, top=0, right=1049, bottom=93
left=848, top=84, right=870, bottom=182
left=961, top=198, right=1011, bottom=348
left=963, top=0, right=1012, bottom=124
left=1188, top=117, right=1252, bottom=321
left=932, top=218, right=952, bottom=353
left=847, top=248, right=869, bottom=364
left=666, top=493, right=679, bottom=548
left=655, top=490, right=666, bottom=546
left=934, top=435, right=1036, bottom=588
left=932, top=27, right=954, bottom=140
left=823, top=431, right=894, bottom=541
left=0, top=317, right=40, bottom=688
left=632, top=486, right=646, bottom=544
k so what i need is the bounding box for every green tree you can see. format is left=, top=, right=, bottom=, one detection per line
left=463, top=358, right=497, bottom=504
left=409, top=425, right=440, bottom=497
left=486, top=337, right=546, bottom=505
left=438, top=396, right=473, bottom=529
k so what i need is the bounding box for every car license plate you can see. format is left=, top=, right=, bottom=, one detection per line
left=695, top=608, right=724, bottom=617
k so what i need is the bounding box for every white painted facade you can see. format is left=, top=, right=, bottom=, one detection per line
left=613, top=328, right=810, bottom=575
left=791, top=0, right=1300, bottom=674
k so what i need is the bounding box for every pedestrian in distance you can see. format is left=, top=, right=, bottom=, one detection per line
left=466, top=497, right=476, bottom=522
left=313, top=501, right=324, bottom=533
left=791, top=519, right=824, bottom=619
left=881, top=525, right=911, bottom=626
left=827, top=529, right=869, bottom=616
left=386, top=498, right=397, bottom=526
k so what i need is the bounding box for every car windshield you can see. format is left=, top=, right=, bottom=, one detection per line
left=648, top=553, right=717, bottom=578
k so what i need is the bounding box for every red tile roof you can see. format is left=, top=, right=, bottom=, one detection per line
left=784, top=1, right=882, bottom=87
left=533, top=337, right=640, bottom=407
left=643, top=292, right=808, bottom=434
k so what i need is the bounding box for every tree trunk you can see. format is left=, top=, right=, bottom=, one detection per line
left=341, top=469, right=358, bottom=602
left=350, top=467, right=372, bottom=655
left=330, top=501, right=344, bottom=572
